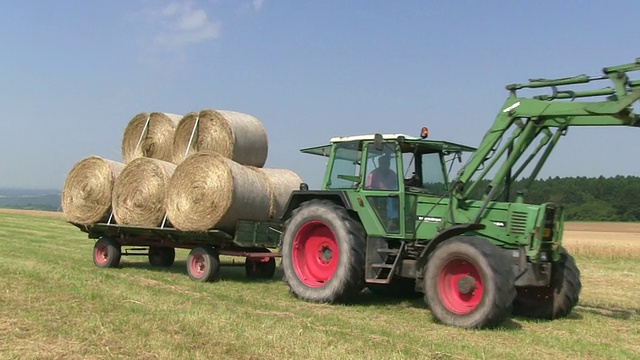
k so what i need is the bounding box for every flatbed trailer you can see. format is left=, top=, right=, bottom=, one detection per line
left=74, top=219, right=283, bottom=281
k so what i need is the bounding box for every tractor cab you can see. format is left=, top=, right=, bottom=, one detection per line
left=280, top=57, right=640, bottom=329
left=299, top=130, right=475, bottom=237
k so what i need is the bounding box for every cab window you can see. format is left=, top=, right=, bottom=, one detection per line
left=364, top=144, right=398, bottom=191
left=421, top=153, right=447, bottom=195
left=327, top=142, right=361, bottom=189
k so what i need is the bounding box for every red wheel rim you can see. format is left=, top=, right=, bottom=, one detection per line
left=95, top=244, right=109, bottom=265
left=189, top=253, right=207, bottom=278
left=292, top=221, right=339, bottom=287
left=437, top=257, right=483, bottom=314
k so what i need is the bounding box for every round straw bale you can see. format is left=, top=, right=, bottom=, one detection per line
left=172, top=109, right=268, bottom=166
left=255, top=168, right=303, bottom=220
left=61, top=156, right=125, bottom=226
left=121, top=112, right=182, bottom=164
left=166, top=152, right=271, bottom=232
left=112, top=158, right=176, bottom=227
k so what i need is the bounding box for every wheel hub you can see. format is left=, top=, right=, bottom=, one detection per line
left=191, top=255, right=205, bottom=275
left=437, top=257, right=484, bottom=315
left=457, top=275, right=476, bottom=294
left=96, top=245, right=108, bottom=262
left=318, top=244, right=333, bottom=264
left=292, top=221, right=339, bottom=287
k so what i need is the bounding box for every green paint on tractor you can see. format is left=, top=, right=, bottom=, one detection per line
left=280, top=57, right=640, bottom=328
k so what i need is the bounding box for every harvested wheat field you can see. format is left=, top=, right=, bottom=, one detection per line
left=563, top=222, right=640, bottom=259
left=0, top=208, right=65, bottom=219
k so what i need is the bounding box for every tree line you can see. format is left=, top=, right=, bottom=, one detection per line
left=469, top=175, right=640, bottom=221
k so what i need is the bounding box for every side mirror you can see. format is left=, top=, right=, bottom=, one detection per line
left=374, top=133, right=384, bottom=151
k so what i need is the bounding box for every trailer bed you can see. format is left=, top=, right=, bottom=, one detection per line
left=74, top=219, right=283, bottom=281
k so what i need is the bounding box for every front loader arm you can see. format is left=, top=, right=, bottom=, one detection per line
left=453, top=57, right=640, bottom=205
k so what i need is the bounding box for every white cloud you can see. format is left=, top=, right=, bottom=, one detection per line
left=143, top=1, right=221, bottom=53
left=252, top=0, right=265, bottom=12
left=239, top=0, right=265, bottom=13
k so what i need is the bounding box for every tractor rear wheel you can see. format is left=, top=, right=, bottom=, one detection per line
left=148, top=246, right=175, bottom=267
left=281, top=199, right=366, bottom=303
left=513, top=248, right=581, bottom=319
left=424, top=236, right=516, bottom=329
left=93, top=237, right=121, bottom=268
left=186, top=246, right=220, bottom=282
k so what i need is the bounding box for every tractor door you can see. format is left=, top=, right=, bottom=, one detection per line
left=409, top=151, right=454, bottom=240
left=362, top=142, right=404, bottom=236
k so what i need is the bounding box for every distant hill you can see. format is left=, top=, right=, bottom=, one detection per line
left=0, top=189, right=61, bottom=211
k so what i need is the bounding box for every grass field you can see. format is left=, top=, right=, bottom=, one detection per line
left=0, top=210, right=639, bottom=359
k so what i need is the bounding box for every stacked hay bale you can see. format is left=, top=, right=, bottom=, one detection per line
left=121, top=112, right=182, bottom=163
left=62, top=156, right=125, bottom=226
left=62, top=108, right=302, bottom=233
left=172, top=109, right=268, bottom=165
left=165, top=152, right=302, bottom=232
left=111, top=158, right=176, bottom=227
left=63, top=112, right=182, bottom=226
left=165, top=153, right=271, bottom=232
left=110, top=112, right=182, bottom=227
left=260, top=168, right=303, bottom=219
left=167, top=108, right=301, bottom=232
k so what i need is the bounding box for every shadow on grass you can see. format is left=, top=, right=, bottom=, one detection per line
left=497, top=319, right=523, bottom=330
left=576, top=304, right=639, bottom=320
left=117, top=260, right=286, bottom=284
left=355, top=289, right=427, bottom=308
left=513, top=310, right=584, bottom=326
left=114, top=260, right=527, bottom=330
left=353, top=290, right=523, bottom=331
left=513, top=305, right=640, bottom=323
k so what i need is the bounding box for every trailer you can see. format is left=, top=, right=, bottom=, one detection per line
left=74, top=218, right=282, bottom=281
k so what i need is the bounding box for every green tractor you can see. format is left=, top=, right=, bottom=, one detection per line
left=279, top=57, right=640, bottom=328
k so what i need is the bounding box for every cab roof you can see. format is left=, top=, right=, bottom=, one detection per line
left=300, top=134, right=476, bottom=157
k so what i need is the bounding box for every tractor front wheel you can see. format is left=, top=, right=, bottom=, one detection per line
left=281, top=199, right=366, bottom=303
left=424, top=236, right=516, bottom=329
left=186, top=246, right=220, bottom=282
left=513, top=248, right=581, bottom=319
left=93, top=237, right=121, bottom=268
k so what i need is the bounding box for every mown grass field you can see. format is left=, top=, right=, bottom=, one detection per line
left=0, top=210, right=639, bottom=359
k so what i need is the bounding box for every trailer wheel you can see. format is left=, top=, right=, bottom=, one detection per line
left=424, top=236, right=516, bottom=329
left=245, top=251, right=276, bottom=279
left=187, top=246, right=220, bottom=282
left=93, top=237, right=121, bottom=268
left=513, top=248, right=581, bottom=319
left=281, top=199, right=366, bottom=304
left=148, top=247, right=175, bottom=267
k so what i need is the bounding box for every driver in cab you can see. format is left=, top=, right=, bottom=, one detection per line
left=365, top=154, right=398, bottom=190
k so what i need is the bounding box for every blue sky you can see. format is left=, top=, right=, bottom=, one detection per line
left=1, top=0, right=639, bottom=189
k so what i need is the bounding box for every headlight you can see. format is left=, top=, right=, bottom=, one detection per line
left=539, top=252, right=548, bottom=262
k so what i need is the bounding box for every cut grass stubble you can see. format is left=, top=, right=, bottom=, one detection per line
left=0, top=212, right=638, bottom=359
